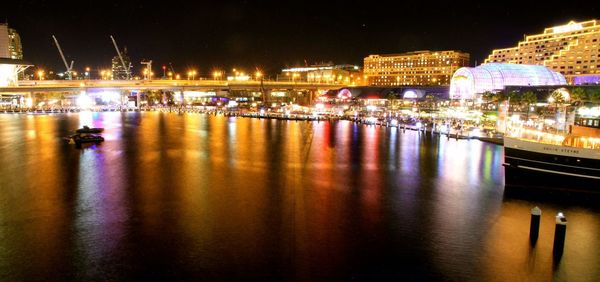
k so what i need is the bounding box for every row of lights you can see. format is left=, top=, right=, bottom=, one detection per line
left=35, top=67, right=264, bottom=80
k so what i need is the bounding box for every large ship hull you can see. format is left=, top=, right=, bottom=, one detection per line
left=503, top=137, right=600, bottom=193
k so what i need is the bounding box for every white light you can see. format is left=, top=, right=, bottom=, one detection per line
left=366, top=105, right=376, bottom=111
left=470, top=128, right=481, bottom=137
left=439, top=124, right=448, bottom=133
left=578, top=106, right=600, bottom=117
left=391, top=119, right=399, bottom=126
left=366, top=117, right=378, bottom=124
left=553, top=22, right=583, bottom=33
left=315, top=103, right=325, bottom=110
left=184, top=91, right=216, bottom=97
left=403, top=90, right=417, bottom=99
left=99, top=91, right=121, bottom=103
left=77, top=94, right=93, bottom=108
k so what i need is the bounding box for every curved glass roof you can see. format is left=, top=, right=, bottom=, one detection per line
left=449, top=63, right=566, bottom=99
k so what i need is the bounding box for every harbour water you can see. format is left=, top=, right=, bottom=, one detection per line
left=0, top=112, right=598, bottom=281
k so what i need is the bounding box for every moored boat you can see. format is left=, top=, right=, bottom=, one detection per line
left=65, top=133, right=105, bottom=145
left=75, top=125, right=104, bottom=133
left=503, top=136, right=600, bottom=192
left=503, top=105, right=600, bottom=192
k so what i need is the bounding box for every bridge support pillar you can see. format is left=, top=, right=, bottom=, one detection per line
left=180, top=90, right=185, bottom=109
left=262, top=89, right=271, bottom=106
left=136, top=91, right=141, bottom=110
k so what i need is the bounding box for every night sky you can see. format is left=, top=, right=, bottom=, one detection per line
left=2, top=1, right=598, bottom=76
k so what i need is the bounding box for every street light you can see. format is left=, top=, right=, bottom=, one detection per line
left=255, top=71, right=262, bottom=81
left=37, top=70, right=45, bottom=80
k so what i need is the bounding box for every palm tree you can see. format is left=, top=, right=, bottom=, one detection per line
left=569, top=87, right=588, bottom=105
left=550, top=88, right=568, bottom=105
left=385, top=91, right=398, bottom=110
left=589, top=88, right=600, bottom=104
left=508, top=90, right=521, bottom=103
left=521, top=91, right=537, bottom=119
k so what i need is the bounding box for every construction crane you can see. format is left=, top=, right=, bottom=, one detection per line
left=52, top=35, right=74, bottom=80
left=141, top=60, right=152, bottom=80
left=110, top=35, right=131, bottom=79
left=169, top=63, right=175, bottom=75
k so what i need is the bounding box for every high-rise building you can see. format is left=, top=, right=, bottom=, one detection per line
left=0, top=23, right=23, bottom=59
left=363, top=50, right=470, bottom=86
left=0, top=24, right=29, bottom=87
left=111, top=47, right=131, bottom=80
left=484, top=19, right=600, bottom=83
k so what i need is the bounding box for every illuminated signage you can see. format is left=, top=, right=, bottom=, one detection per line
left=552, top=22, right=583, bottom=34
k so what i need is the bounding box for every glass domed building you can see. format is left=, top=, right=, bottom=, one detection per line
left=449, top=63, right=566, bottom=99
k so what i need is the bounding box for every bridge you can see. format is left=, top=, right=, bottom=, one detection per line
left=0, top=79, right=344, bottom=93
left=0, top=79, right=347, bottom=107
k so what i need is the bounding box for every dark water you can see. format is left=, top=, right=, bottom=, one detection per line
left=0, top=112, right=598, bottom=281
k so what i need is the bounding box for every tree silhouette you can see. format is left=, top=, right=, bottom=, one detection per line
left=521, top=91, right=537, bottom=119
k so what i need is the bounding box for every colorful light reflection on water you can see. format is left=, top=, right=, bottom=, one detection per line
left=0, top=112, right=598, bottom=281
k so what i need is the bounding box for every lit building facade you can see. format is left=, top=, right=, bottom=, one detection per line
left=449, top=63, right=566, bottom=99
left=0, top=24, right=29, bottom=87
left=485, top=19, right=600, bottom=83
left=0, top=23, right=23, bottom=59
left=363, top=50, right=470, bottom=86
left=281, top=64, right=363, bottom=85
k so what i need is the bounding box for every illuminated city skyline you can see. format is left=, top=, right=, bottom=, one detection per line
left=1, top=1, right=599, bottom=75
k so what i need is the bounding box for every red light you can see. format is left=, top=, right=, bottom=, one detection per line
left=162, top=65, right=166, bottom=69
